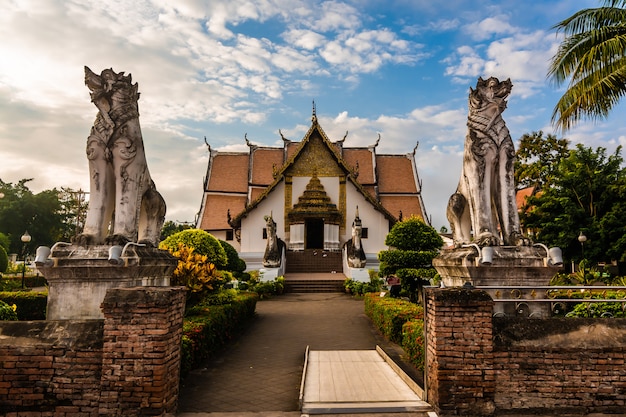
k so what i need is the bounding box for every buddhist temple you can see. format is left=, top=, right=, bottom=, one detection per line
left=195, top=107, right=429, bottom=276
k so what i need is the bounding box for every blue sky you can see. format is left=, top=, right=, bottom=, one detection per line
left=1, top=0, right=625, bottom=231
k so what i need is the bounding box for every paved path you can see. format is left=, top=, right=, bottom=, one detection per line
left=177, top=293, right=423, bottom=416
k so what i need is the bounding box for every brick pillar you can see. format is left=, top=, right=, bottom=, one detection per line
left=425, top=287, right=495, bottom=416
left=100, top=287, right=186, bottom=416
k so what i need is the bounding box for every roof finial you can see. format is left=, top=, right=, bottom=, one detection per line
left=312, top=100, right=317, bottom=123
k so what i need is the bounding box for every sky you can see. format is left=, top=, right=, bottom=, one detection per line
left=2, top=0, right=625, bottom=231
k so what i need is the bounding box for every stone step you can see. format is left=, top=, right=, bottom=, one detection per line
left=284, top=280, right=345, bottom=293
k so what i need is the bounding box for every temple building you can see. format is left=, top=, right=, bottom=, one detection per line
left=195, top=108, right=429, bottom=275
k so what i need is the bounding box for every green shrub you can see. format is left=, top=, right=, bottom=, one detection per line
left=180, top=292, right=258, bottom=376
left=160, top=229, right=228, bottom=269
left=364, top=293, right=423, bottom=343
left=566, top=302, right=626, bottom=318
left=0, top=291, right=47, bottom=320
left=248, top=276, right=285, bottom=298
left=344, top=276, right=384, bottom=296
left=0, top=245, right=8, bottom=274
left=0, top=300, right=18, bottom=320
left=384, top=217, right=444, bottom=251
left=220, top=240, right=246, bottom=273
left=402, top=320, right=425, bottom=371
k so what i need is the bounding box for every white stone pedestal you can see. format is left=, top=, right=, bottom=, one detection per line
left=433, top=246, right=562, bottom=318
left=39, top=244, right=177, bottom=320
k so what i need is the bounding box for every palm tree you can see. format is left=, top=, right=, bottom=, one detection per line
left=548, top=0, right=626, bottom=131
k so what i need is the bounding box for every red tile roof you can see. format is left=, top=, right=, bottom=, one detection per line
left=376, top=155, right=417, bottom=193
left=207, top=154, right=249, bottom=192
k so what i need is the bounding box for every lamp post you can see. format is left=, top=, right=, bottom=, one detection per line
left=578, top=231, right=587, bottom=260
left=21, top=231, right=31, bottom=289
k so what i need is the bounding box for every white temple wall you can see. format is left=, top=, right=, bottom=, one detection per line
left=239, top=182, right=285, bottom=253
left=344, top=184, right=389, bottom=254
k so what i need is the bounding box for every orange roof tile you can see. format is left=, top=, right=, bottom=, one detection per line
left=376, top=155, right=417, bottom=193
left=516, top=186, right=536, bottom=210
left=207, top=154, right=249, bottom=192
left=379, top=195, right=424, bottom=220
left=250, top=148, right=283, bottom=185
left=198, top=194, right=247, bottom=230
left=343, top=149, right=375, bottom=184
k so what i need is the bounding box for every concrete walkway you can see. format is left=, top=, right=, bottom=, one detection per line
left=177, top=293, right=428, bottom=417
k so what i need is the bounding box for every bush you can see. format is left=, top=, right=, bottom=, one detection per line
left=566, top=302, right=626, bottom=318
left=180, top=292, right=258, bottom=376
left=344, top=275, right=384, bottom=296
left=0, top=291, right=47, bottom=320
left=247, top=276, right=285, bottom=298
left=402, top=320, right=425, bottom=371
left=220, top=240, right=246, bottom=273
left=384, top=217, right=443, bottom=251
left=160, top=229, right=228, bottom=269
left=166, top=244, right=227, bottom=307
left=0, top=300, right=18, bottom=320
left=0, top=245, right=8, bottom=274
left=364, top=293, right=423, bottom=344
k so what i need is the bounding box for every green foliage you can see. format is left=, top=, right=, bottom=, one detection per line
left=0, top=291, right=47, bottom=320
left=521, top=144, right=626, bottom=264
left=567, top=302, right=626, bottom=318
left=402, top=320, right=425, bottom=371
left=167, top=244, right=227, bottom=307
left=240, top=276, right=285, bottom=298
left=0, top=300, right=18, bottom=321
left=0, top=233, right=10, bottom=253
left=514, top=131, right=570, bottom=190
left=384, top=217, right=443, bottom=251
left=0, top=245, right=7, bottom=274
left=548, top=1, right=626, bottom=131
left=160, top=229, right=228, bottom=269
left=344, top=275, right=384, bottom=296
left=180, top=292, right=258, bottom=376
left=160, top=220, right=193, bottom=240
left=364, top=293, right=423, bottom=344
left=378, top=250, right=439, bottom=275
left=220, top=239, right=246, bottom=273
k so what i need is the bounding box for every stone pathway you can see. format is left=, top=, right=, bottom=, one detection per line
left=177, top=293, right=424, bottom=415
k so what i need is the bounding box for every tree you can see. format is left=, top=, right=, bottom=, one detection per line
left=521, top=144, right=626, bottom=263
left=160, top=220, right=193, bottom=240
left=0, top=179, right=66, bottom=255
left=514, top=131, right=570, bottom=190
left=548, top=0, right=626, bottom=131
left=378, top=217, right=443, bottom=303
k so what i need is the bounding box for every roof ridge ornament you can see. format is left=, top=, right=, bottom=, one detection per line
left=312, top=100, right=317, bottom=123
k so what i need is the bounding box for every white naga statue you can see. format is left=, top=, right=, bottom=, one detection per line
left=447, top=77, right=529, bottom=247
left=76, top=67, right=165, bottom=247
left=345, top=207, right=366, bottom=268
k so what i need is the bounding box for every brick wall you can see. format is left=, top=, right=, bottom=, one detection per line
left=0, top=286, right=185, bottom=417
left=100, top=287, right=186, bottom=416
left=425, top=287, right=626, bottom=416
left=424, top=287, right=495, bottom=416
left=492, top=317, right=626, bottom=414
left=0, top=321, right=104, bottom=416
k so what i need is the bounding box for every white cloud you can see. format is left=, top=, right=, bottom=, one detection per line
left=464, top=15, right=518, bottom=41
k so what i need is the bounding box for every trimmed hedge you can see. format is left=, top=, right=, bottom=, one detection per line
left=402, top=320, right=425, bottom=370
left=181, top=292, right=258, bottom=376
left=364, top=293, right=423, bottom=344
left=378, top=250, right=438, bottom=268
left=0, top=291, right=47, bottom=320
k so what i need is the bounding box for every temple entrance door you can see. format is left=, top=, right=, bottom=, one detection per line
left=305, top=219, right=324, bottom=249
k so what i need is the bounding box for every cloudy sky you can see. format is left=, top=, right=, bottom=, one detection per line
left=2, top=0, right=625, bottom=231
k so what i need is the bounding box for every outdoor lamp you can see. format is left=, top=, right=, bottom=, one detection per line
left=20, top=230, right=31, bottom=289
left=578, top=232, right=587, bottom=258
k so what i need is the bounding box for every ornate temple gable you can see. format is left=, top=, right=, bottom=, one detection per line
left=285, top=132, right=345, bottom=177
left=228, top=118, right=397, bottom=228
